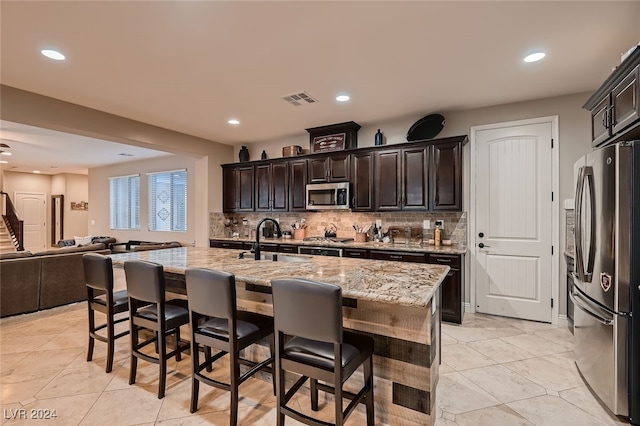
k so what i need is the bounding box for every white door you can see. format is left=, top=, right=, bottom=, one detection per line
left=473, top=120, right=554, bottom=322
left=14, top=192, right=47, bottom=252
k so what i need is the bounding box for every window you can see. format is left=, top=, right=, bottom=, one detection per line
left=148, top=169, right=187, bottom=232
left=109, top=174, right=140, bottom=230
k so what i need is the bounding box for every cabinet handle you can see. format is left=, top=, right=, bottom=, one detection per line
left=602, top=110, right=608, bottom=128
left=390, top=255, right=403, bottom=260
left=434, top=258, right=451, bottom=263
left=351, top=252, right=361, bottom=257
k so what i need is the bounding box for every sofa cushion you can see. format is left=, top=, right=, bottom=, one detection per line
left=0, top=251, right=33, bottom=260
left=58, top=239, right=76, bottom=248
left=74, top=235, right=93, bottom=246
left=0, top=256, right=41, bottom=317
left=33, top=243, right=106, bottom=257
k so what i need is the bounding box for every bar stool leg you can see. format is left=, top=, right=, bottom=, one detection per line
left=190, top=339, right=200, bottom=413
left=106, top=319, right=115, bottom=373
left=310, top=378, right=319, bottom=411
left=87, top=308, right=95, bottom=362
left=175, top=328, right=182, bottom=362
left=129, top=324, right=138, bottom=385
left=365, top=357, right=375, bottom=426
left=158, top=329, right=167, bottom=399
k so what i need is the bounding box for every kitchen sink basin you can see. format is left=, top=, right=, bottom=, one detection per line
left=238, top=252, right=307, bottom=262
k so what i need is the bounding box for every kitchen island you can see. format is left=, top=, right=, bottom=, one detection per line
left=110, top=246, right=449, bottom=426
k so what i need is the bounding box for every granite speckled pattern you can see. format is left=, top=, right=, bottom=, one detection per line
left=211, top=236, right=468, bottom=255
left=109, top=247, right=449, bottom=308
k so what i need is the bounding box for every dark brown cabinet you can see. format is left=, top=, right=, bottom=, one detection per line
left=308, top=153, right=350, bottom=183
left=351, top=151, right=374, bottom=211
left=431, top=140, right=462, bottom=211
left=369, top=250, right=426, bottom=263
left=343, top=248, right=368, bottom=259
left=222, top=165, right=254, bottom=213
left=428, top=254, right=464, bottom=324
left=209, top=240, right=244, bottom=249
left=289, top=160, right=307, bottom=211
left=373, top=149, right=402, bottom=210
left=585, top=49, right=640, bottom=147
left=373, top=146, right=430, bottom=211
left=255, top=161, right=288, bottom=212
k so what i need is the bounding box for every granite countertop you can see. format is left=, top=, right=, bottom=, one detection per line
left=109, top=247, right=450, bottom=308
left=211, top=236, right=467, bottom=255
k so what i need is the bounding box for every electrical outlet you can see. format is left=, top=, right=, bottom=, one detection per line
left=423, top=219, right=430, bottom=229
left=376, top=219, right=382, bottom=228
left=434, top=219, right=444, bottom=228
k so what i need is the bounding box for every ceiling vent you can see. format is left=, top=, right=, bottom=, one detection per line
left=281, top=91, right=318, bottom=106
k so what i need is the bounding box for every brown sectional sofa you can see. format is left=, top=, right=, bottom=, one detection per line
left=0, top=244, right=110, bottom=317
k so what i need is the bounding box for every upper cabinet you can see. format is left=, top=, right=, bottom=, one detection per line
left=431, top=140, right=462, bottom=211
left=307, top=152, right=350, bottom=183
left=221, top=135, right=466, bottom=213
left=584, top=48, right=640, bottom=147
left=289, top=159, right=307, bottom=211
left=255, top=161, right=288, bottom=212
left=222, top=165, right=254, bottom=213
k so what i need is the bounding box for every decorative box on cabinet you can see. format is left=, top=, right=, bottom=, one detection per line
left=584, top=48, right=640, bottom=147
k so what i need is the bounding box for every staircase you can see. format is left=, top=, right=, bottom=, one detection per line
left=0, top=219, right=18, bottom=254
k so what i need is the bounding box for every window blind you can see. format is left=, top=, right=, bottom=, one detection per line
left=148, top=170, right=187, bottom=232
left=109, top=174, right=140, bottom=230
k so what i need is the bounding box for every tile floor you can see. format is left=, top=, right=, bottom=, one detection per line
left=0, top=303, right=631, bottom=426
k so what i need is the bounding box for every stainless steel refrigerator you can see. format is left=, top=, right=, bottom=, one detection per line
left=572, top=140, right=639, bottom=424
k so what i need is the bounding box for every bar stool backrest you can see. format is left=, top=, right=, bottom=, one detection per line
left=83, top=253, right=114, bottom=291
left=185, top=268, right=235, bottom=318
left=272, top=278, right=343, bottom=344
left=124, top=260, right=165, bottom=304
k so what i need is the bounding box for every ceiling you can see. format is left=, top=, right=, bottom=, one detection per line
left=1, top=1, right=639, bottom=175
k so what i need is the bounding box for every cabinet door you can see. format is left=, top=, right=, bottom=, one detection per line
left=271, top=162, right=289, bottom=211
left=237, top=166, right=254, bottom=211
left=222, top=167, right=237, bottom=212
left=431, top=141, right=462, bottom=211
left=255, top=164, right=271, bottom=211
left=591, top=96, right=611, bottom=147
left=351, top=152, right=373, bottom=211
left=440, top=268, right=462, bottom=324
left=374, top=149, right=401, bottom=210
left=402, top=146, right=429, bottom=210
left=611, top=66, right=639, bottom=135
left=327, top=153, right=350, bottom=181
left=308, top=157, right=328, bottom=183
left=289, top=160, right=307, bottom=211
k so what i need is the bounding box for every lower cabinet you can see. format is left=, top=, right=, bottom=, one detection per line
left=428, top=254, right=464, bottom=324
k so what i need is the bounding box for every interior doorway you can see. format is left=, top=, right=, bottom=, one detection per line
left=51, top=194, right=64, bottom=245
left=470, top=117, right=559, bottom=323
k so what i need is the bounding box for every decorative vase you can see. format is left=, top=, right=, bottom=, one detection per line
left=261, top=150, right=267, bottom=160
left=239, top=146, right=249, bottom=162
left=375, top=129, right=383, bottom=146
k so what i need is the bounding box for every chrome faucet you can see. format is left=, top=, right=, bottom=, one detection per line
left=253, top=218, right=282, bottom=260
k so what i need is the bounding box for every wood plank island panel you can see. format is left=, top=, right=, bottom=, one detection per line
left=110, top=247, right=448, bottom=426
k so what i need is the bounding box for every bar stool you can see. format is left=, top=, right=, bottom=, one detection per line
left=271, top=278, right=375, bottom=426
left=124, top=260, right=190, bottom=399
left=185, top=268, right=275, bottom=423
left=83, top=253, right=129, bottom=373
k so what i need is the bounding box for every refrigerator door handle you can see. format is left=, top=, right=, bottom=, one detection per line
left=583, top=166, right=596, bottom=282
left=575, top=166, right=586, bottom=282
left=571, top=280, right=631, bottom=319
left=570, top=289, right=613, bottom=326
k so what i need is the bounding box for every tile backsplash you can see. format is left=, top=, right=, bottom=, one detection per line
left=210, top=211, right=467, bottom=245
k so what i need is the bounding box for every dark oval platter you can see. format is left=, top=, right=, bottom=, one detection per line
left=406, top=113, right=446, bottom=141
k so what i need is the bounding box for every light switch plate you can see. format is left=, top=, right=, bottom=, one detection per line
left=423, top=219, right=430, bottom=229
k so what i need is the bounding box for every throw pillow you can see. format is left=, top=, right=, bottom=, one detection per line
left=74, top=235, right=93, bottom=246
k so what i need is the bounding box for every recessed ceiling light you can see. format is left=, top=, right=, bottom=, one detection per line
left=1, top=152, right=12, bottom=156
left=0, top=160, right=7, bottom=164
left=33, top=170, right=41, bottom=174
left=41, top=49, right=66, bottom=61
left=336, top=94, right=350, bottom=102
left=228, top=119, right=240, bottom=125
left=524, top=52, right=545, bottom=63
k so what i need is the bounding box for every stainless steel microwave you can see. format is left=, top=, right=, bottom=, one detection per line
left=306, top=182, right=350, bottom=210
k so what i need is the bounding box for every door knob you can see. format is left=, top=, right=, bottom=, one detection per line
left=478, top=243, right=491, bottom=248
left=478, top=232, right=484, bottom=238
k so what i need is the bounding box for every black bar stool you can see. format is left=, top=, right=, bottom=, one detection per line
left=124, top=260, right=190, bottom=399
left=271, top=278, right=375, bottom=426
left=185, top=268, right=275, bottom=424
left=83, top=253, right=129, bottom=373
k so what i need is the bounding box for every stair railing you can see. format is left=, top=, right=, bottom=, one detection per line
left=1, top=191, right=24, bottom=251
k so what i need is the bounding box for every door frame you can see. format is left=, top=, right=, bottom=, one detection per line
left=51, top=194, right=64, bottom=245
left=469, top=116, right=560, bottom=324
